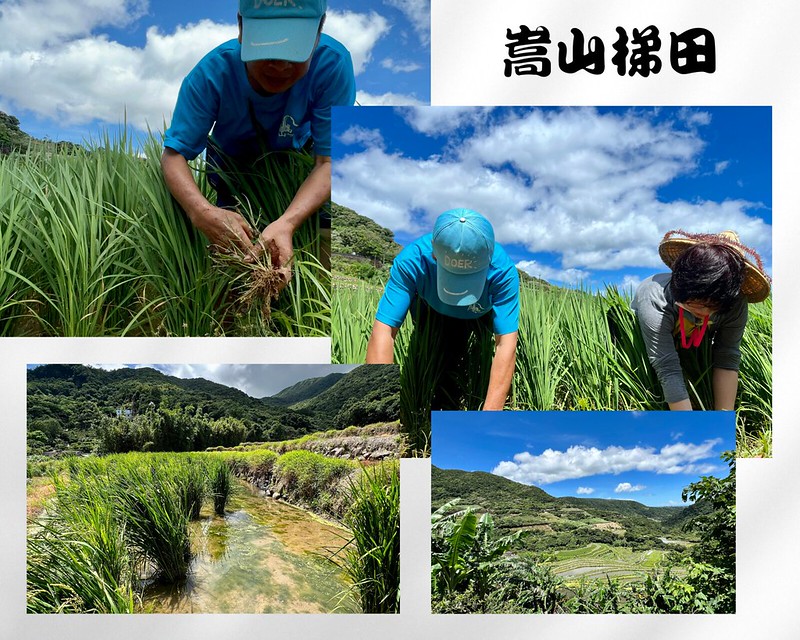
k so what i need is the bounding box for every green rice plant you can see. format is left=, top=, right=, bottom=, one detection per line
left=209, top=458, right=233, bottom=516
left=27, top=470, right=136, bottom=613
left=176, top=457, right=208, bottom=519
left=513, top=283, right=568, bottom=410
left=333, top=463, right=400, bottom=613
left=113, top=461, right=191, bottom=583
left=27, top=524, right=136, bottom=614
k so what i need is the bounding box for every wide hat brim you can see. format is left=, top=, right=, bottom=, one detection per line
left=659, top=232, right=771, bottom=303
left=241, top=16, right=320, bottom=63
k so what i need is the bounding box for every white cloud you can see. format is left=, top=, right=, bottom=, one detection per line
left=325, top=10, right=390, bottom=75
left=491, top=438, right=722, bottom=485
left=333, top=107, right=772, bottom=273
left=516, top=260, right=590, bottom=285
left=384, top=0, right=430, bottom=46
left=714, top=160, right=730, bottom=174
left=0, top=0, right=148, bottom=52
left=615, top=482, right=646, bottom=493
left=0, top=3, right=390, bottom=129
left=0, top=19, right=235, bottom=129
left=399, top=106, right=492, bottom=135
left=338, top=125, right=385, bottom=149
left=576, top=487, right=595, bottom=495
left=356, top=90, right=425, bottom=106
left=381, top=58, right=422, bottom=73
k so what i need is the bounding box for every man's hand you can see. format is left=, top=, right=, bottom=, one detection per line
left=256, top=218, right=295, bottom=266
left=483, top=331, right=518, bottom=410
left=193, top=206, right=256, bottom=255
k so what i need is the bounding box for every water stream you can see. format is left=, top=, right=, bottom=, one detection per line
left=144, top=481, right=357, bottom=613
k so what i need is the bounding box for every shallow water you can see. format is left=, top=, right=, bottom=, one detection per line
left=144, top=481, right=356, bottom=613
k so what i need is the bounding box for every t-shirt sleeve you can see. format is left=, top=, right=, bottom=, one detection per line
left=490, top=264, right=520, bottom=335
left=634, top=283, right=689, bottom=404
left=375, top=253, right=418, bottom=329
left=310, top=47, right=356, bottom=157
left=163, top=63, right=220, bottom=160
left=712, top=298, right=748, bottom=371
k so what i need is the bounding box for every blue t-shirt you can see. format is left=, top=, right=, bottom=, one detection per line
left=163, top=34, right=355, bottom=160
left=375, top=235, right=520, bottom=335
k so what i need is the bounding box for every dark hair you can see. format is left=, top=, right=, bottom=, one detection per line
left=669, top=243, right=744, bottom=313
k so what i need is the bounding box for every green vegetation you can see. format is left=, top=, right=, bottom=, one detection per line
left=334, top=277, right=772, bottom=456
left=27, top=364, right=400, bottom=459
left=431, top=456, right=736, bottom=614
left=331, top=203, right=401, bottom=282
left=28, top=447, right=401, bottom=614
left=0, top=129, right=326, bottom=336
left=333, top=463, right=400, bottom=613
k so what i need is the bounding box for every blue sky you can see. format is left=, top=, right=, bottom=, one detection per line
left=27, top=363, right=358, bottom=399
left=0, top=0, right=429, bottom=143
left=431, top=410, right=735, bottom=506
left=332, top=106, right=772, bottom=292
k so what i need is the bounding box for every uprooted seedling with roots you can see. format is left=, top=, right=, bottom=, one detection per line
left=212, top=248, right=292, bottom=321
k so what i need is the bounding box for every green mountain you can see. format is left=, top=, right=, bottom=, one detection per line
left=266, top=372, right=345, bottom=405
left=432, top=466, right=695, bottom=552
left=289, top=364, right=400, bottom=430
left=27, top=364, right=399, bottom=455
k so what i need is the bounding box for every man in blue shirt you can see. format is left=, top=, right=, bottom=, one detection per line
left=366, top=209, right=520, bottom=411
left=162, top=0, right=355, bottom=275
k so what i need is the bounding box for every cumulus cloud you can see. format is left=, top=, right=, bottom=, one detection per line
left=399, top=106, right=493, bottom=135
left=576, top=487, right=595, bottom=495
left=384, top=0, right=430, bottom=46
left=381, top=58, right=422, bottom=73
left=356, top=90, right=425, bottom=106
left=325, top=10, right=390, bottom=75
left=333, top=107, right=772, bottom=273
left=491, top=439, right=722, bottom=485
left=615, top=482, right=646, bottom=493
left=516, top=260, right=590, bottom=286
left=0, top=2, right=390, bottom=129
left=338, top=125, right=386, bottom=149
left=0, top=0, right=148, bottom=51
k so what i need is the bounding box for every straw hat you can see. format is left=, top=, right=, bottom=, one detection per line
left=659, top=230, right=771, bottom=303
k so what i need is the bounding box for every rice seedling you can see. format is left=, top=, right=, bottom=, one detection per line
left=209, top=457, right=233, bottom=516
left=113, top=461, right=191, bottom=583
left=332, top=463, right=400, bottom=613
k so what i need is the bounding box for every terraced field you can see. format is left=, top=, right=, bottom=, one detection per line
left=550, top=543, right=672, bottom=583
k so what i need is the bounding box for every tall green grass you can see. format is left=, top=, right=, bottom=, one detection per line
left=333, top=463, right=400, bottom=613
left=0, top=132, right=328, bottom=336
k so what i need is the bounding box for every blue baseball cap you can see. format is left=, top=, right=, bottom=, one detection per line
left=432, top=209, right=495, bottom=306
left=239, top=0, right=326, bottom=63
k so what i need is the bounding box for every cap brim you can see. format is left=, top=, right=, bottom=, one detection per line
left=436, top=267, right=489, bottom=307
left=241, top=17, right=320, bottom=63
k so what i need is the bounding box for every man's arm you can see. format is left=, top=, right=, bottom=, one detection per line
left=257, top=155, right=331, bottom=269
left=161, top=147, right=254, bottom=253
left=713, top=367, right=739, bottom=411
left=483, top=331, right=518, bottom=411
left=366, top=320, right=400, bottom=364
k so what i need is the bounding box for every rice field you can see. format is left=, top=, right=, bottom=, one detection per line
left=333, top=279, right=773, bottom=455
left=27, top=450, right=399, bottom=614
left=550, top=543, right=673, bottom=584
left=0, top=134, right=329, bottom=337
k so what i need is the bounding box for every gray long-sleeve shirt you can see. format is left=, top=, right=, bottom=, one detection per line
left=631, top=273, right=748, bottom=404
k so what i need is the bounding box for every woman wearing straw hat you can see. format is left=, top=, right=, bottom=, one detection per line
left=631, top=230, right=771, bottom=411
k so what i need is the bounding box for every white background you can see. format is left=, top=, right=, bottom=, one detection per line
left=3, top=0, right=800, bottom=637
